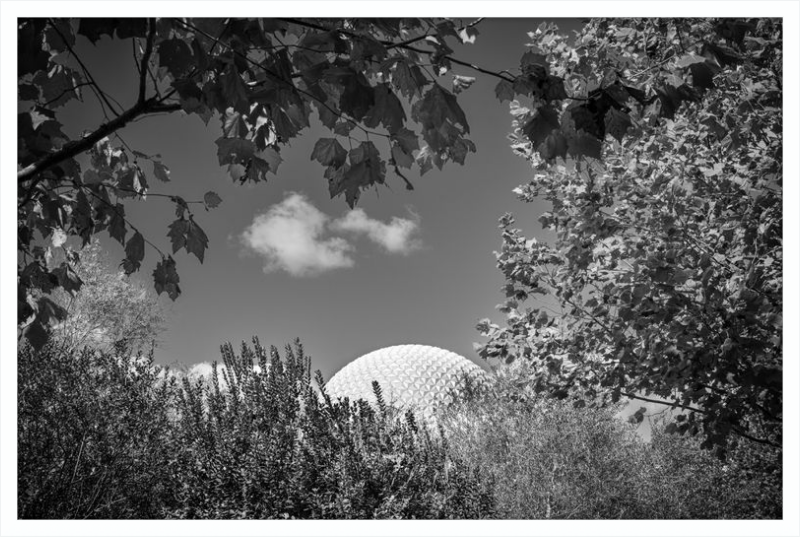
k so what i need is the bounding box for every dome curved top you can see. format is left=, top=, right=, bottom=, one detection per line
left=325, top=344, right=486, bottom=413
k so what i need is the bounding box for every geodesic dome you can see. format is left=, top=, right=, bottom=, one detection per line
left=325, top=344, right=487, bottom=415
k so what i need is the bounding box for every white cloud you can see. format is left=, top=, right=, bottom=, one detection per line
left=241, top=193, right=354, bottom=277
left=241, top=193, right=422, bottom=277
left=331, top=208, right=421, bottom=255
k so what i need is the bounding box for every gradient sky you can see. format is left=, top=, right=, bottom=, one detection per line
left=52, top=18, right=583, bottom=381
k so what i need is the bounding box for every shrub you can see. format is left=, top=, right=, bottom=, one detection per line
left=160, top=338, right=496, bottom=519
left=18, top=342, right=177, bottom=518
left=437, top=361, right=782, bottom=519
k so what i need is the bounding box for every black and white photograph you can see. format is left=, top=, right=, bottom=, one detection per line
left=3, top=2, right=798, bottom=536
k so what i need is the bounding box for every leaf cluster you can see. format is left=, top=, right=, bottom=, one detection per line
left=478, top=18, right=782, bottom=455
left=18, top=17, right=486, bottom=349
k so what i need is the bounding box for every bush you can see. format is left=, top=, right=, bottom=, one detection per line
left=18, top=338, right=496, bottom=519
left=160, top=338, right=496, bottom=519
left=437, top=362, right=782, bottom=519
left=18, top=342, right=176, bottom=518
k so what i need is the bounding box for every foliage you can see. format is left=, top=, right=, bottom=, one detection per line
left=47, top=240, right=166, bottom=353
left=18, top=342, right=176, bottom=518
left=438, top=361, right=782, bottom=519
left=18, top=338, right=495, bottom=519
left=18, top=17, right=491, bottom=347
left=476, top=18, right=782, bottom=455
left=163, top=338, right=495, bottom=519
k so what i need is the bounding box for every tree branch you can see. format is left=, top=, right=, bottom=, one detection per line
left=139, top=19, right=156, bottom=104
left=18, top=99, right=181, bottom=185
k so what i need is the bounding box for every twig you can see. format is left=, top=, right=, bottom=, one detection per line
left=47, top=19, right=122, bottom=117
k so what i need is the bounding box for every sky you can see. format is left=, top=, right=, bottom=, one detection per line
left=48, top=18, right=584, bottom=381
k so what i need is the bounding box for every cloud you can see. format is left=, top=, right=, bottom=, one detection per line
left=241, top=193, right=422, bottom=277
left=331, top=208, right=421, bottom=255
left=241, top=193, right=354, bottom=277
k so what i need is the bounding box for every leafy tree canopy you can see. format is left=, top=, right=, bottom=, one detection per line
left=475, top=18, right=782, bottom=455
left=18, top=17, right=491, bottom=348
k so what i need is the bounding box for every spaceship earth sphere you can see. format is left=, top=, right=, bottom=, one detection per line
left=325, top=344, right=488, bottom=414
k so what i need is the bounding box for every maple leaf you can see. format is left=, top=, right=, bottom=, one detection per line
left=108, top=203, right=127, bottom=245
left=520, top=50, right=548, bottom=76
left=412, top=84, right=470, bottom=153
left=220, top=63, right=250, bottom=115
left=203, top=191, right=222, bottom=209
left=167, top=218, right=188, bottom=254
left=245, top=156, right=272, bottom=183
left=116, top=165, right=148, bottom=198
left=391, top=144, right=414, bottom=169
left=538, top=131, right=568, bottom=161
left=158, top=38, right=194, bottom=79
left=77, top=18, right=119, bottom=44
left=391, top=59, right=428, bottom=98
left=122, top=231, right=145, bottom=275
left=522, top=106, right=560, bottom=146
left=185, top=218, right=209, bottom=263
left=153, top=160, right=171, bottom=182
left=324, top=65, right=375, bottom=121
left=33, top=65, right=82, bottom=108
left=311, top=138, right=347, bottom=168
left=260, top=146, right=283, bottom=174
left=495, top=80, right=515, bottom=102
left=689, top=62, right=719, bottom=90
left=50, top=262, right=83, bottom=296
left=216, top=137, right=256, bottom=166
left=168, top=217, right=209, bottom=263
left=153, top=256, right=181, bottom=300
left=363, top=83, right=406, bottom=134
left=604, top=107, right=632, bottom=143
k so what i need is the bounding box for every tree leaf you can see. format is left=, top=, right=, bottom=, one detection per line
left=185, top=218, right=209, bottom=263
left=459, top=26, right=479, bottom=44
left=153, top=256, right=181, bottom=300
left=78, top=18, right=119, bottom=44
left=123, top=231, right=145, bottom=274
left=363, top=83, right=406, bottom=134
left=153, top=160, right=171, bottom=182
left=604, top=107, right=632, bottom=142
left=311, top=138, right=347, bottom=168
left=392, top=59, right=428, bottom=98
left=567, top=131, right=603, bottom=160
left=25, top=319, right=50, bottom=351
left=220, top=62, right=250, bottom=115
left=391, top=143, right=414, bottom=169
left=51, top=262, right=83, bottom=296
left=413, top=84, right=469, bottom=134
left=203, top=191, right=222, bottom=209
left=33, top=65, right=82, bottom=108
left=215, top=137, right=256, bottom=166
left=167, top=218, right=189, bottom=254
left=522, top=106, right=560, bottom=146
left=494, top=80, right=515, bottom=102
left=108, top=203, right=127, bottom=245
left=158, top=38, right=194, bottom=78
left=245, top=156, right=272, bottom=183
